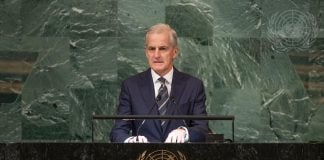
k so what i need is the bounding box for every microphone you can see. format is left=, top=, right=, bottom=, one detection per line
left=156, top=94, right=162, bottom=102
left=136, top=121, right=146, bottom=142
left=170, top=96, right=175, bottom=104
left=170, top=96, right=188, bottom=127
left=135, top=97, right=159, bottom=142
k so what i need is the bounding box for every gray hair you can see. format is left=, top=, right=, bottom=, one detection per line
left=145, top=23, right=178, bottom=47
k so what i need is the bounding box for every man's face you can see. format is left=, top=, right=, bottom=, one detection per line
left=145, top=32, right=178, bottom=76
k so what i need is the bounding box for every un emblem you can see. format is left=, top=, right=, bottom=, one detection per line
left=137, top=149, right=186, bottom=160
left=267, top=9, right=319, bottom=53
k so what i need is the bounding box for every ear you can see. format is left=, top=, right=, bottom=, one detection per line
left=172, top=48, right=179, bottom=59
left=145, top=49, right=149, bottom=58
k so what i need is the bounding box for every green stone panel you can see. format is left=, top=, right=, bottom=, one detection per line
left=308, top=105, right=324, bottom=140
left=118, top=0, right=172, bottom=36
left=20, top=0, right=70, bottom=36
left=69, top=37, right=118, bottom=85
left=70, top=84, right=118, bottom=142
left=210, top=0, right=262, bottom=37
left=20, top=37, right=75, bottom=140
left=0, top=0, right=323, bottom=143
left=0, top=102, right=21, bottom=142
left=118, top=36, right=147, bottom=82
left=0, top=0, right=21, bottom=36
left=166, top=4, right=213, bottom=45
left=70, top=0, right=118, bottom=37
left=210, top=89, right=278, bottom=142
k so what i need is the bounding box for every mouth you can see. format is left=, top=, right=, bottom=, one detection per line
left=153, top=61, right=163, bottom=63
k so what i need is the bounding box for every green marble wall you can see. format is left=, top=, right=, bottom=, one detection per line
left=0, top=0, right=323, bottom=142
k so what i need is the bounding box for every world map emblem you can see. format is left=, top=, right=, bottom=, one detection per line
left=137, top=149, right=186, bottom=160
left=267, top=9, right=319, bottom=53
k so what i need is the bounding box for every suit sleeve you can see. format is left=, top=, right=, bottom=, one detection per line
left=187, top=80, right=209, bottom=142
left=110, top=81, right=133, bottom=143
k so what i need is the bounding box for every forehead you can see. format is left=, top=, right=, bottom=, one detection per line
left=146, top=32, right=172, bottom=46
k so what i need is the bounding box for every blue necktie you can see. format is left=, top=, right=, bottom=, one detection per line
left=157, top=77, right=169, bottom=126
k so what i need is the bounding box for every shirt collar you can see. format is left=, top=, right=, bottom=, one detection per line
left=151, top=67, right=173, bottom=84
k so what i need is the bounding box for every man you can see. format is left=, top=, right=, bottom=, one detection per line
left=110, top=23, right=208, bottom=143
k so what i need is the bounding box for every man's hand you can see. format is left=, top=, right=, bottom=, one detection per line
left=165, top=128, right=187, bottom=143
left=125, top=136, right=148, bottom=143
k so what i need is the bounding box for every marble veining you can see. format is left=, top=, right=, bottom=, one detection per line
left=0, top=0, right=323, bottom=143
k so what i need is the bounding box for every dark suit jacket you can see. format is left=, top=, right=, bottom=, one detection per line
left=110, top=68, right=209, bottom=143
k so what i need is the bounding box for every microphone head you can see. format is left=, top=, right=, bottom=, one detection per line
left=156, top=95, right=161, bottom=102
left=170, top=96, right=176, bottom=104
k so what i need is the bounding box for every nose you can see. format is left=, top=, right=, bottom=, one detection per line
left=153, top=48, right=161, bottom=58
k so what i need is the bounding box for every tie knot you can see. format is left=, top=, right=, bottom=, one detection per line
left=158, top=77, right=166, bottom=84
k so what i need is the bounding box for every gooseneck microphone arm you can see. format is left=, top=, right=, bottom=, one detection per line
left=135, top=97, right=160, bottom=142
left=170, top=96, right=188, bottom=127
left=136, top=120, right=146, bottom=142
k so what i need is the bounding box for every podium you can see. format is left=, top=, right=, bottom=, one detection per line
left=91, top=115, right=235, bottom=143
left=1, top=143, right=323, bottom=159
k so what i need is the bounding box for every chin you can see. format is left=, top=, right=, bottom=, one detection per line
left=152, top=68, right=165, bottom=74
left=152, top=65, right=164, bottom=70
left=152, top=68, right=163, bottom=73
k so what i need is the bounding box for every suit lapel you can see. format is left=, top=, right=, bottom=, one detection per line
left=168, top=68, right=186, bottom=115
left=138, top=69, right=155, bottom=111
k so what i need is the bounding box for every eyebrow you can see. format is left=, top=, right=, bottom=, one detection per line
left=146, top=46, right=169, bottom=50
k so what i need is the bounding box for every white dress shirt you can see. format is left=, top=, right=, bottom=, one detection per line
left=151, top=68, right=173, bottom=98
